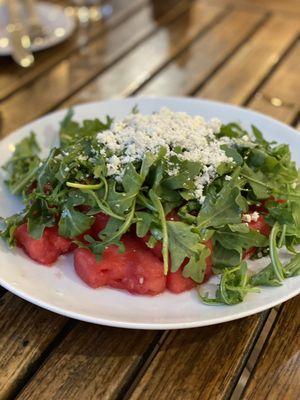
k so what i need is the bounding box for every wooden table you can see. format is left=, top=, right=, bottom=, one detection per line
left=0, top=1, right=299, bottom=399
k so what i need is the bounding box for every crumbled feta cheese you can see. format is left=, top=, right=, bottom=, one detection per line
left=78, top=155, right=88, bottom=162
left=242, top=135, right=249, bottom=141
left=106, top=155, right=121, bottom=176
left=243, top=212, right=259, bottom=223
left=225, top=175, right=232, bottom=181
left=291, top=182, right=297, bottom=189
left=251, top=211, right=260, bottom=222
left=242, top=214, right=252, bottom=223
left=97, top=108, right=234, bottom=199
left=167, top=166, right=180, bottom=176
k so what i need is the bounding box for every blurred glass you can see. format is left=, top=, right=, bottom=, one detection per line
left=67, top=0, right=113, bottom=24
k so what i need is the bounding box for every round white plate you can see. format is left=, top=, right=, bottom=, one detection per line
left=0, top=97, right=299, bottom=329
left=0, top=1, right=76, bottom=56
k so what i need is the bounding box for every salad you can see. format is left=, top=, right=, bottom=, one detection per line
left=0, top=107, right=299, bottom=305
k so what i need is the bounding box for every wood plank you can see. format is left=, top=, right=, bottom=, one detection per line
left=0, top=0, right=149, bottom=100
left=139, top=8, right=266, bottom=96
left=243, top=296, right=300, bottom=400
left=0, top=1, right=225, bottom=137
left=207, top=0, right=300, bottom=15
left=249, top=40, right=300, bottom=124
left=0, top=293, right=67, bottom=400
left=17, top=324, right=162, bottom=400
left=197, top=15, right=299, bottom=104
left=128, top=314, right=268, bottom=400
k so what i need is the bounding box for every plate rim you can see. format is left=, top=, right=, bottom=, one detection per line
left=0, top=96, right=299, bottom=329
left=0, top=274, right=299, bottom=329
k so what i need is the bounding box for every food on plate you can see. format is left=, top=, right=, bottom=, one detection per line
left=1, top=107, right=300, bottom=304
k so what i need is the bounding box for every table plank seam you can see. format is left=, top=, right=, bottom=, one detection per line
left=291, top=110, right=300, bottom=127
left=189, top=12, right=271, bottom=97
left=240, top=303, right=287, bottom=399
left=243, top=36, right=300, bottom=107
left=7, top=319, right=76, bottom=400
left=130, top=4, right=233, bottom=96
left=117, top=331, right=170, bottom=400
left=219, top=311, right=271, bottom=400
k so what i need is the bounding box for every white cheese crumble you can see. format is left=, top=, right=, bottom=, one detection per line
left=97, top=107, right=234, bottom=200
left=251, top=211, right=260, bottom=222
left=242, top=214, right=252, bottom=223
left=291, top=182, right=297, bottom=189
left=242, top=211, right=260, bottom=223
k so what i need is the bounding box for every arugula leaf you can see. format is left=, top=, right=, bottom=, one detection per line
left=58, top=206, right=94, bottom=238
left=241, top=164, right=270, bottom=199
left=140, top=152, right=157, bottom=180
left=89, top=202, right=136, bottom=255
left=221, top=145, right=243, bottom=166
left=284, top=252, right=300, bottom=277
left=136, top=211, right=153, bottom=238
left=197, top=181, right=246, bottom=229
left=199, top=262, right=259, bottom=305
left=214, top=228, right=268, bottom=251
left=247, top=148, right=278, bottom=172
left=106, top=164, right=142, bottom=214
left=217, top=123, right=248, bottom=139
left=161, top=160, right=202, bottom=190
left=182, top=247, right=210, bottom=283
left=269, top=222, right=285, bottom=283
left=27, top=199, right=57, bottom=239
left=3, top=132, right=41, bottom=195
left=149, top=190, right=169, bottom=274
left=212, top=242, right=241, bottom=269
left=250, top=263, right=282, bottom=287
left=0, top=213, right=26, bottom=246
left=251, top=251, right=300, bottom=286
left=59, top=109, right=113, bottom=146
left=167, top=220, right=205, bottom=273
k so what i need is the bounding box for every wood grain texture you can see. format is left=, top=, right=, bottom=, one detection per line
left=0, top=293, right=67, bottom=400
left=62, top=1, right=226, bottom=106
left=17, top=325, right=162, bottom=400
left=128, top=313, right=268, bottom=400
left=0, top=0, right=149, bottom=100
left=0, top=0, right=201, bottom=138
left=242, top=296, right=300, bottom=400
left=249, top=40, right=300, bottom=123
left=207, top=0, right=300, bottom=15
left=139, top=8, right=266, bottom=96
left=197, top=15, right=300, bottom=104
left=0, top=1, right=299, bottom=399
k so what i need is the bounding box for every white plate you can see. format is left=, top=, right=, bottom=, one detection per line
left=0, top=1, right=76, bottom=56
left=0, top=97, right=299, bottom=329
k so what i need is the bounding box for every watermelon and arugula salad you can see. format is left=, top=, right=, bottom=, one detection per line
left=0, top=107, right=300, bottom=305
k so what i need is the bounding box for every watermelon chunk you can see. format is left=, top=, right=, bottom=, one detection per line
left=166, top=264, right=195, bottom=294
left=15, top=224, right=72, bottom=265
left=248, top=214, right=271, bottom=237
left=74, top=234, right=166, bottom=295
left=91, top=212, right=110, bottom=238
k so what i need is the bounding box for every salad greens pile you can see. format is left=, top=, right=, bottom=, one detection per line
left=1, top=109, right=300, bottom=305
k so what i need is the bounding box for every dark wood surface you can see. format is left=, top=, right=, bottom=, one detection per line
left=0, top=1, right=299, bottom=399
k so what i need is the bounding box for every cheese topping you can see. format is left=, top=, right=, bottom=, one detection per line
left=97, top=107, right=233, bottom=201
